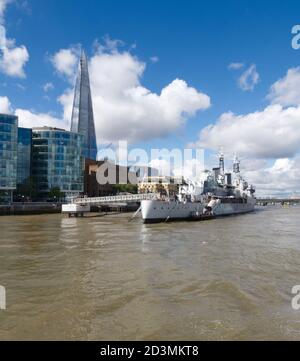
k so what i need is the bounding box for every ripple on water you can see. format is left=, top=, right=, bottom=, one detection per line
left=1, top=208, right=300, bottom=340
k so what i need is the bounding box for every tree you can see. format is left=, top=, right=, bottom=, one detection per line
left=14, top=177, right=38, bottom=202
left=48, top=187, right=65, bottom=202
left=112, top=184, right=138, bottom=194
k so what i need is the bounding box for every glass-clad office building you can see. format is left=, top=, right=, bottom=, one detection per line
left=17, top=127, right=32, bottom=186
left=32, top=127, right=84, bottom=198
left=0, top=114, right=18, bottom=203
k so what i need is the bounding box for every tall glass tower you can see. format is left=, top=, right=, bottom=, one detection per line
left=70, top=50, right=97, bottom=160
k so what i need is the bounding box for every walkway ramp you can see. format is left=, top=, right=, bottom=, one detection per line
left=73, top=193, right=158, bottom=205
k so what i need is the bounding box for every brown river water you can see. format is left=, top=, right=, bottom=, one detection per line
left=0, top=206, right=300, bottom=340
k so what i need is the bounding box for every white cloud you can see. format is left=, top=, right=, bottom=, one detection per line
left=243, top=157, right=300, bottom=197
left=194, top=65, right=300, bottom=160
left=0, top=95, right=11, bottom=113
left=238, top=64, right=259, bottom=91
left=196, top=104, right=300, bottom=159
left=51, top=47, right=79, bottom=80
left=15, top=108, right=66, bottom=129
left=228, top=62, right=244, bottom=70
left=57, top=87, right=73, bottom=127
left=56, top=46, right=211, bottom=144
left=0, top=2, right=29, bottom=78
left=148, top=158, right=172, bottom=176
left=16, top=83, right=25, bottom=91
left=173, top=158, right=206, bottom=181
left=43, top=82, right=54, bottom=92
left=93, top=36, right=125, bottom=54
left=0, top=0, right=9, bottom=18
left=191, top=65, right=300, bottom=195
left=267, top=67, right=300, bottom=106
left=0, top=41, right=29, bottom=78
left=240, top=158, right=267, bottom=172
left=150, top=56, right=159, bottom=63
left=1, top=93, right=66, bottom=128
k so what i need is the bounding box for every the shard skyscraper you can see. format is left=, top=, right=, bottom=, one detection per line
left=70, top=50, right=97, bottom=160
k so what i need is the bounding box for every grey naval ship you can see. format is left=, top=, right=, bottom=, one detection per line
left=141, top=154, right=256, bottom=223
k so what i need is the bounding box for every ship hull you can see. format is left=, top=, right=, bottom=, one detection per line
left=141, top=198, right=256, bottom=223
left=141, top=200, right=204, bottom=223
left=212, top=198, right=256, bottom=216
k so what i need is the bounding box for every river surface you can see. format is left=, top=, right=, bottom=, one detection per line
left=0, top=206, right=300, bottom=340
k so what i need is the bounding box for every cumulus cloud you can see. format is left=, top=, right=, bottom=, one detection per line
left=55, top=45, right=211, bottom=144
left=93, top=36, right=125, bottom=54
left=150, top=56, right=159, bottom=63
left=0, top=0, right=9, bottom=17
left=0, top=95, right=11, bottom=113
left=194, top=63, right=300, bottom=161
left=243, top=157, right=300, bottom=197
left=0, top=93, right=66, bottom=128
left=228, top=62, right=244, bottom=70
left=43, top=82, right=54, bottom=92
left=57, top=87, right=73, bottom=126
left=0, top=2, right=29, bottom=78
left=15, top=108, right=66, bottom=129
left=3, top=40, right=209, bottom=144
left=173, top=158, right=207, bottom=181
left=148, top=158, right=173, bottom=176
left=191, top=65, right=300, bottom=195
left=267, top=67, right=300, bottom=106
left=51, top=47, right=79, bottom=80
left=196, top=104, right=300, bottom=159
left=238, top=64, right=259, bottom=91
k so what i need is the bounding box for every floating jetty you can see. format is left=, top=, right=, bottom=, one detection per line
left=62, top=204, right=91, bottom=217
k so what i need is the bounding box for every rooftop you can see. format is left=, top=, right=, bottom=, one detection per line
left=32, top=126, right=67, bottom=132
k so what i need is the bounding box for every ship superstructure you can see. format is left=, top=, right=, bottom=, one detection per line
left=141, top=153, right=256, bottom=223
left=202, top=154, right=256, bottom=217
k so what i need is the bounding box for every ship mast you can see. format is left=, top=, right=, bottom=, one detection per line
left=233, top=155, right=240, bottom=174
left=218, top=148, right=225, bottom=176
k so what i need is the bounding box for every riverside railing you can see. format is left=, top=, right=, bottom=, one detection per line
left=73, top=193, right=158, bottom=205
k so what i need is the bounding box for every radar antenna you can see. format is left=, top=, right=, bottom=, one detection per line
left=218, top=146, right=225, bottom=175
left=233, top=155, right=240, bottom=174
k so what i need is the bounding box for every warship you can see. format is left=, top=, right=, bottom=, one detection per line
left=141, top=153, right=256, bottom=223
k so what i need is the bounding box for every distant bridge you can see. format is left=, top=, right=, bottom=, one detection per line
left=256, top=198, right=300, bottom=205
left=73, top=193, right=157, bottom=205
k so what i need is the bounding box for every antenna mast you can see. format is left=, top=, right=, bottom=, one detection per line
left=218, top=147, right=225, bottom=175
left=233, top=155, right=240, bottom=174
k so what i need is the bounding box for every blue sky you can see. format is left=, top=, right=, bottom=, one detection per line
left=1, top=0, right=300, bottom=195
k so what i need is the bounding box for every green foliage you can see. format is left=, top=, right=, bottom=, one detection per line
left=14, top=177, right=38, bottom=201
left=48, top=187, right=65, bottom=201
left=112, top=184, right=138, bottom=194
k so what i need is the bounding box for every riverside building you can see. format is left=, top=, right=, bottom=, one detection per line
left=17, top=127, right=32, bottom=186
left=32, top=127, right=84, bottom=200
left=0, top=114, right=18, bottom=204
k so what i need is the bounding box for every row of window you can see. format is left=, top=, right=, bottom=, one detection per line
left=1, top=124, right=84, bottom=194
left=0, top=116, right=17, bottom=125
left=33, top=131, right=78, bottom=140
left=0, top=116, right=17, bottom=190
